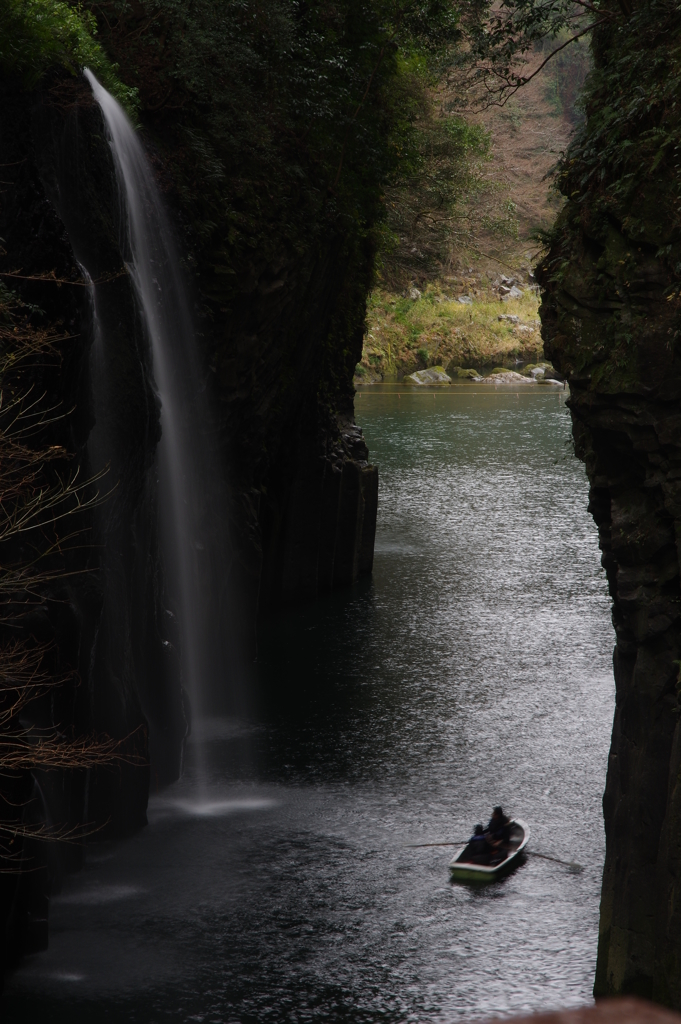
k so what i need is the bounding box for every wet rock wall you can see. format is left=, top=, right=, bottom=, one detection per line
left=536, top=5, right=681, bottom=1004
left=0, top=75, right=152, bottom=965
left=539, top=178, right=681, bottom=1007
left=0, top=67, right=377, bottom=964
left=196, top=202, right=380, bottom=619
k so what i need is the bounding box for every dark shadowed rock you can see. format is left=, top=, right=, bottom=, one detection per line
left=0, top=65, right=379, bottom=967
left=539, top=83, right=681, bottom=1009
left=480, top=998, right=681, bottom=1024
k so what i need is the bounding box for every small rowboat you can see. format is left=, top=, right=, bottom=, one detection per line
left=449, top=818, right=530, bottom=883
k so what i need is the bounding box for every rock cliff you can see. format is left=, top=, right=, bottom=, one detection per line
left=0, top=64, right=376, bottom=964
left=538, top=2, right=681, bottom=1006
left=0, top=0, right=471, bottom=971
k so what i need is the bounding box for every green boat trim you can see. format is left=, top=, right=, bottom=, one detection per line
left=449, top=819, right=530, bottom=883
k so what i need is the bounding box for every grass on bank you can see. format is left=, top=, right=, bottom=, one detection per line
left=356, top=281, right=542, bottom=382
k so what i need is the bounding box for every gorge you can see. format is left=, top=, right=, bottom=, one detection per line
left=2, top=0, right=681, bottom=1018
left=3, top=383, right=615, bottom=1021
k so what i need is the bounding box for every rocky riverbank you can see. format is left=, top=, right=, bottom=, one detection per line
left=399, top=363, right=563, bottom=385
left=355, top=280, right=543, bottom=383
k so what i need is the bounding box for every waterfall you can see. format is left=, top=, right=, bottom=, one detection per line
left=84, top=69, right=227, bottom=788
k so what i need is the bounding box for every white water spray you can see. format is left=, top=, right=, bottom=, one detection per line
left=84, top=70, right=220, bottom=784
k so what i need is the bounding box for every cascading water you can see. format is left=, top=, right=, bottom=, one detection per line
left=84, top=69, right=231, bottom=791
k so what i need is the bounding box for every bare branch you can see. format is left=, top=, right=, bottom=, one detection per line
left=0, top=268, right=127, bottom=287
left=0, top=726, right=147, bottom=772
left=508, top=20, right=606, bottom=94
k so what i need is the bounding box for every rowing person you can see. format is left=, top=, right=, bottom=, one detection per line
left=485, top=806, right=511, bottom=862
left=463, top=823, right=492, bottom=864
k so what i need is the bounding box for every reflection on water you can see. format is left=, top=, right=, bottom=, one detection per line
left=151, top=793, right=279, bottom=819
left=3, top=386, right=614, bottom=1023
left=56, top=885, right=145, bottom=906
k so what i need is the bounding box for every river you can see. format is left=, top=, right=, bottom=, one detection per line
left=3, top=383, right=614, bottom=1023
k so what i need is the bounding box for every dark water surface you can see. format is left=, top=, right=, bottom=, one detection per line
left=4, top=385, right=614, bottom=1023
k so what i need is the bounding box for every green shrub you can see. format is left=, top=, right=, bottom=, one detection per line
left=0, top=0, right=136, bottom=110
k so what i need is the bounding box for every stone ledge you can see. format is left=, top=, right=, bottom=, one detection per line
left=486, top=1000, right=681, bottom=1024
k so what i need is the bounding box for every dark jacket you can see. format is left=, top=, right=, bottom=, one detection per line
left=487, top=816, right=511, bottom=844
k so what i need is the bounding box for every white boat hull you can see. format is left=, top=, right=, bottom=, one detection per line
left=449, top=819, right=530, bottom=883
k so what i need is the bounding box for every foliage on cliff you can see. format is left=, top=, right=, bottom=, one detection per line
left=80, top=0, right=465, bottom=265
left=556, top=2, right=681, bottom=237
left=0, top=0, right=598, bottom=407
left=378, top=109, right=493, bottom=287
left=462, top=0, right=600, bottom=101
left=537, top=0, right=681, bottom=392
left=0, top=0, right=135, bottom=106
left=33, top=0, right=472, bottom=429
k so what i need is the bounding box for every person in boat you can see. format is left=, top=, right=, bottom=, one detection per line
left=463, top=824, right=492, bottom=864
left=485, top=806, right=511, bottom=862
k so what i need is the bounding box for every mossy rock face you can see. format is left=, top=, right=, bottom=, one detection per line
left=522, top=362, right=553, bottom=374
left=536, top=7, right=681, bottom=1005
left=404, top=366, right=452, bottom=385
left=449, top=366, right=481, bottom=379
left=354, top=364, right=382, bottom=384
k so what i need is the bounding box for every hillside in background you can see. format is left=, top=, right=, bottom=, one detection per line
left=357, top=36, right=590, bottom=381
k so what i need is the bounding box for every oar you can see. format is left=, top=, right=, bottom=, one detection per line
left=404, top=840, right=583, bottom=872
left=526, top=850, right=583, bottom=873
left=406, top=841, right=465, bottom=848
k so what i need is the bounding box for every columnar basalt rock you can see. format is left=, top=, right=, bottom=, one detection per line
left=263, top=419, right=378, bottom=605
left=537, top=4, right=681, bottom=1003
left=0, top=65, right=378, bottom=964
left=0, top=75, right=159, bottom=966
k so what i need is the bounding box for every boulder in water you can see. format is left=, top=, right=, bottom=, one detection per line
left=404, top=366, right=452, bottom=385
left=448, top=366, right=482, bottom=379
left=481, top=369, right=534, bottom=384
left=522, top=362, right=554, bottom=379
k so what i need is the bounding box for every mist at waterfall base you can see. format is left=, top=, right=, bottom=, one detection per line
left=83, top=70, right=244, bottom=767
left=4, top=386, right=614, bottom=1022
